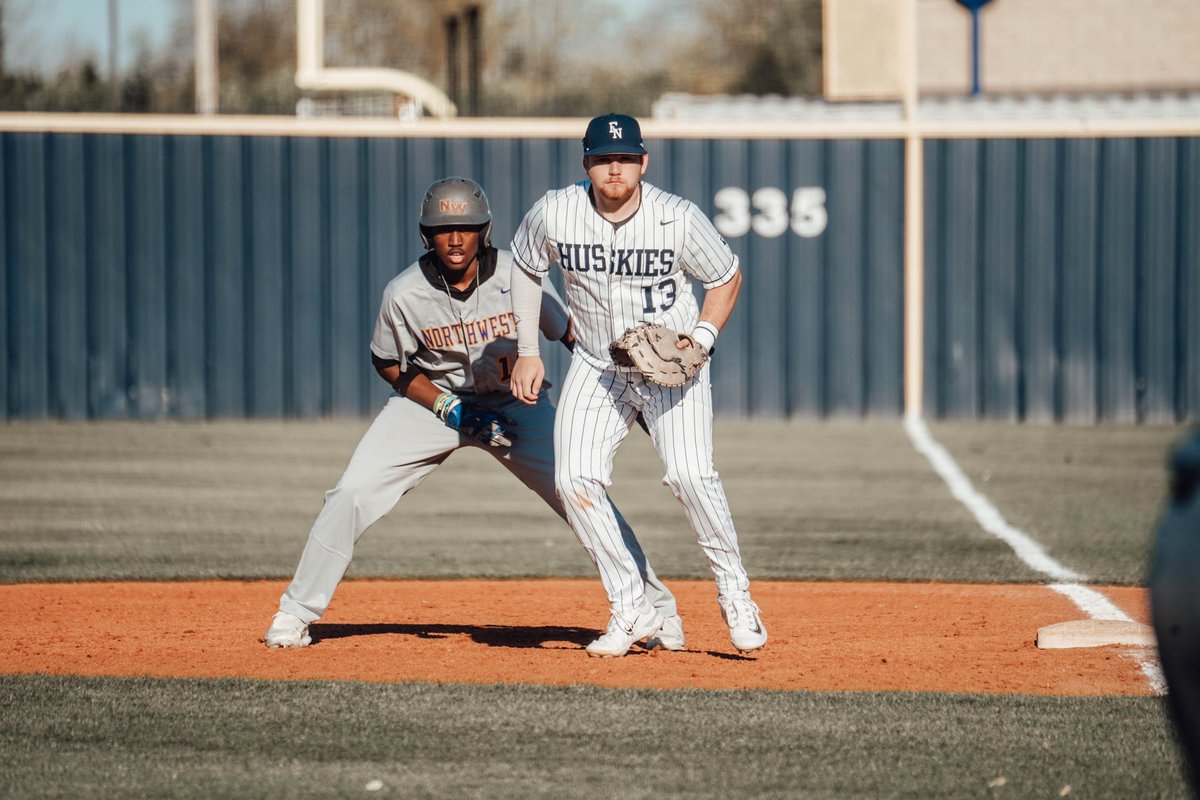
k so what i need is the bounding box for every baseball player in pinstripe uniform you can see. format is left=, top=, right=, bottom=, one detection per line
left=508, top=113, right=768, bottom=658
left=265, top=177, right=679, bottom=648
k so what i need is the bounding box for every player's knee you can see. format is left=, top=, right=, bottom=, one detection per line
left=327, top=475, right=388, bottom=517
left=331, top=475, right=371, bottom=500
left=555, top=475, right=598, bottom=512
left=662, top=466, right=714, bottom=496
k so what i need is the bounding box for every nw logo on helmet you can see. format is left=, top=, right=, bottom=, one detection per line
left=608, top=121, right=623, bottom=139
left=440, top=199, right=468, bottom=214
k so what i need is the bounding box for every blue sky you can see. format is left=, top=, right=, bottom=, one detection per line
left=5, top=0, right=180, bottom=75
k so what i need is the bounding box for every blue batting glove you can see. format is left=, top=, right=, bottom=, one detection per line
left=433, top=392, right=514, bottom=447
left=460, top=406, right=516, bottom=448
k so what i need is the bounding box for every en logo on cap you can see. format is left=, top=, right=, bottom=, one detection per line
left=583, top=113, right=646, bottom=156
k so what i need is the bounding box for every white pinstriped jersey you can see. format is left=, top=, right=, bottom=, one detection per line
left=370, top=247, right=569, bottom=395
left=510, top=181, right=738, bottom=366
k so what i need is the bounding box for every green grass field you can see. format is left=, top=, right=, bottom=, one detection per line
left=0, top=418, right=1193, bottom=798
left=0, top=675, right=1186, bottom=800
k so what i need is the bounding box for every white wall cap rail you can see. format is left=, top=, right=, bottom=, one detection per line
left=2, top=112, right=1199, bottom=140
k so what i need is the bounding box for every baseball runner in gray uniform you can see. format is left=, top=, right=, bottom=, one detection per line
left=265, top=177, right=680, bottom=649
left=508, top=114, right=768, bottom=658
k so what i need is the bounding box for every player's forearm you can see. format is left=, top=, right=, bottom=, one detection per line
left=372, top=354, right=441, bottom=410
left=401, top=373, right=444, bottom=410
left=510, top=264, right=544, bottom=356
left=698, top=270, right=742, bottom=329
left=694, top=270, right=742, bottom=351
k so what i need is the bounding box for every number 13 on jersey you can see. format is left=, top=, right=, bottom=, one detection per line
left=641, top=278, right=677, bottom=314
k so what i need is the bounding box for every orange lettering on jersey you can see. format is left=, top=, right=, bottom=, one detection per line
left=420, top=313, right=516, bottom=352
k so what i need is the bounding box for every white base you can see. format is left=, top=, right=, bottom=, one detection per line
left=1036, top=619, right=1156, bottom=650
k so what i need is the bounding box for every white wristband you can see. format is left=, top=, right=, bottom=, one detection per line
left=690, top=321, right=719, bottom=354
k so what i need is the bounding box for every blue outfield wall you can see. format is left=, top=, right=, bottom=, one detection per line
left=0, top=129, right=1195, bottom=422
left=923, top=137, right=1200, bottom=423
left=0, top=131, right=904, bottom=421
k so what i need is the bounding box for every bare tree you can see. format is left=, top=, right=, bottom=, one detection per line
left=481, top=0, right=822, bottom=115
left=670, top=0, right=823, bottom=97
left=481, top=0, right=672, bottom=116
left=323, top=0, right=442, bottom=73
left=1, top=0, right=824, bottom=116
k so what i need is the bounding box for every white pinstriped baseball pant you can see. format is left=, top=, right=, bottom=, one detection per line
left=553, top=356, right=751, bottom=615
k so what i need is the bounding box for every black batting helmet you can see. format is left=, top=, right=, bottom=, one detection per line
left=418, top=177, right=493, bottom=249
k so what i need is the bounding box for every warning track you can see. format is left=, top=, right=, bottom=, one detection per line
left=0, top=578, right=1153, bottom=696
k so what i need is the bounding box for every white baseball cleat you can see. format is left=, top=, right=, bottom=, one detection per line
left=646, top=613, right=686, bottom=651
left=264, top=610, right=311, bottom=649
left=719, top=592, right=767, bottom=654
left=586, top=604, right=665, bottom=658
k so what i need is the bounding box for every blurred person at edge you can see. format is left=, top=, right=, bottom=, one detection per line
left=1150, top=428, right=1200, bottom=796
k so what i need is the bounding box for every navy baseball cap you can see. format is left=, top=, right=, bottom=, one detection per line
left=582, top=113, right=646, bottom=157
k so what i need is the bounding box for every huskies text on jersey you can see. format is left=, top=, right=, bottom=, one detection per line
left=555, top=243, right=676, bottom=276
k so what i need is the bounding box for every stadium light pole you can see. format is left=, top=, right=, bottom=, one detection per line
left=466, top=5, right=481, bottom=116
left=444, top=13, right=460, bottom=111
left=902, top=0, right=924, bottom=419
left=195, top=0, right=219, bottom=115
left=108, top=0, right=119, bottom=109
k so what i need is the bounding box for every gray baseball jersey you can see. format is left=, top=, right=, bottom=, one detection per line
left=371, top=247, right=568, bottom=394
left=510, top=181, right=738, bottom=367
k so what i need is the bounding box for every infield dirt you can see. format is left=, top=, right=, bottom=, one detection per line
left=0, top=579, right=1154, bottom=696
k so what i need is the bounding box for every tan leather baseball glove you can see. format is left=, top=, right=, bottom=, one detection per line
left=609, top=322, right=708, bottom=388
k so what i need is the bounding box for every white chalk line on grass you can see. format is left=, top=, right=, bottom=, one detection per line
left=903, top=414, right=1166, bottom=695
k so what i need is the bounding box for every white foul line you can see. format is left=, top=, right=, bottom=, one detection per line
left=903, top=414, right=1165, bottom=694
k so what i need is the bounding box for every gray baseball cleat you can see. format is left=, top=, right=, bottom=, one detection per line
left=586, top=604, right=665, bottom=658
left=264, top=610, right=311, bottom=649
left=646, top=614, right=686, bottom=651
left=718, top=592, right=767, bottom=654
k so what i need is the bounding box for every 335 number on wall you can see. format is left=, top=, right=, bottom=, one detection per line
left=713, top=187, right=828, bottom=239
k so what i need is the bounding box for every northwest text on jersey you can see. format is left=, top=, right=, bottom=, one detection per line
left=421, top=311, right=514, bottom=349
